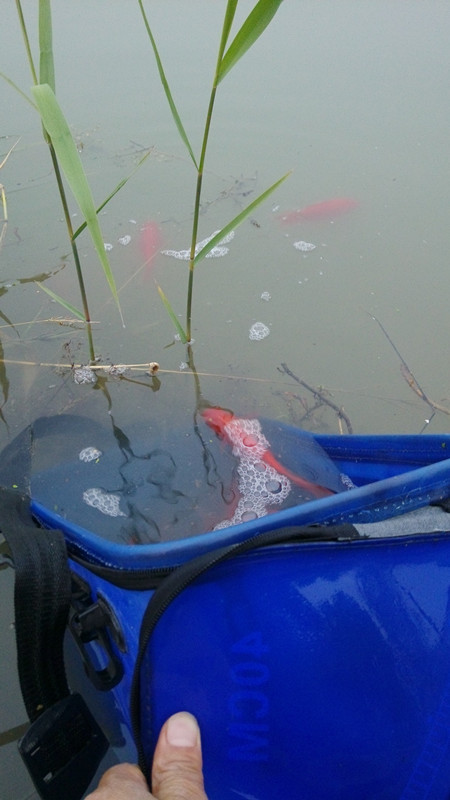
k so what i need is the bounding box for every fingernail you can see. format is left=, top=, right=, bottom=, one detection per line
left=166, top=712, right=200, bottom=747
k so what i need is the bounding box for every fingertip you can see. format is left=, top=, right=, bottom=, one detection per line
left=152, top=712, right=207, bottom=799
left=165, top=711, right=201, bottom=748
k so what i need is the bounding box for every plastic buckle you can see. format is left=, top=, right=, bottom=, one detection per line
left=18, top=693, right=108, bottom=800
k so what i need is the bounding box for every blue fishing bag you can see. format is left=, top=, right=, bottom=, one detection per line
left=3, top=417, right=450, bottom=799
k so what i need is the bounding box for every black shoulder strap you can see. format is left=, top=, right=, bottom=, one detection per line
left=0, top=486, right=71, bottom=718
left=130, top=521, right=359, bottom=772
left=0, top=487, right=108, bottom=800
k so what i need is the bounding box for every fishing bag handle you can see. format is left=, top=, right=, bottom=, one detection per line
left=0, top=487, right=108, bottom=800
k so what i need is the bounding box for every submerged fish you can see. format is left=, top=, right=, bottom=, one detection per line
left=278, top=197, right=358, bottom=224
left=202, top=407, right=336, bottom=501
left=201, top=407, right=354, bottom=530
left=139, top=221, right=163, bottom=273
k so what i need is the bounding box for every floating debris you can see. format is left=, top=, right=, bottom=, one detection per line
left=83, top=487, right=126, bottom=518
left=108, top=364, right=128, bottom=377
left=293, top=240, right=316, bottom=252
left=79, top=447, right=102, bottom=463
left=249, top=322, right=270, bottom=341
left=73, top=366, right=96, bottom=384
left=118, top=234, right=131, bottom=246
left=260, top=291, right=271, bottom=301
left=162, top=230, right=235, bottom=260
left=174, top=334, right=195, bottom=345
left=148, top=361, right=160, bottom=375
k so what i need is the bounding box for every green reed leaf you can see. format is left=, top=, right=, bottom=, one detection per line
left=39, top=0, right=55, bottom=90
left=194, top=170, right=290, bottom=265
left=73, top=148, right=153, bottom=239
left=31, top=84, right=123, bottom=323
left=215, top=0, right=239, bottom=68
left=0, top=336, right=9, bottom=409
left=137, top=0, right=198, bottom=169
left=218, top=0, right=283, bottom=84
left=0, top=72, right=36, bottom=109
left=157, top=285, right=188, bottom=344
left=36, top=281, right=86, bottom=321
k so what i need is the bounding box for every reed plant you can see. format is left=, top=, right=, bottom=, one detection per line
left=138, top=0, right=288, bottom=344
left=5, top=0, right=288, bottom=353
left=6, top=1, right=150, bottom=359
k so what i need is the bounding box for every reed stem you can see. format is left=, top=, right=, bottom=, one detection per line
left=186, top=4, right=234, bottom=342
left=47, top=143, right=95, bottom=359
left=15, top=0, right=96, bottom=359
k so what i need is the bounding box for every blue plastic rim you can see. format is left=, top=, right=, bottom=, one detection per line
left=32, top=430, right=450, bottom=569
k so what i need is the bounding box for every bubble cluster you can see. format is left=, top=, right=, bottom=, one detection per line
left=79, top=447, right=102, bottom=463
left=162, top=230, right=235, bottom=260
left=108, top=364, right=128, bottom=377
left=73, top=366, right=96, bottom=384
left=249, top=322, right=270, bottom=340
left=83, top=487, right=126, bottom=518
left=118, top=234, right=131, bottom=246
left=260, top=291, right=271, bottom=301
left=214, top=417, right=291, bottom=530
left=293, top=240, right=316, bottom=252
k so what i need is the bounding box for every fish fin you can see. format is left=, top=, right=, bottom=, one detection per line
left=263, top=451, right=335, bottom=498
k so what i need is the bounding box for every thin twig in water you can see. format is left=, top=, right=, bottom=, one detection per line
left=371, top=314, right=450, bottom=417
left=0, top=357, right=298, bottom=385
left=278, top=363, right=353, bottom=434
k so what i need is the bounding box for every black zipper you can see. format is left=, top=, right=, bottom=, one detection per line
left=69, top=522, right=361, bottom=592
left=69, top=552, right=174, bottom=590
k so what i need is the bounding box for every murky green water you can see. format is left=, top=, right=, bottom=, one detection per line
left=2, top=0, right=450, bottom=794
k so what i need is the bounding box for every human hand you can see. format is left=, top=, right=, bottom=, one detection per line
left=85, top=711, right=208, bottom=800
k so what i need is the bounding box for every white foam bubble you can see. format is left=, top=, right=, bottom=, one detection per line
left=293, top=240, right=316, bottom=252
left=162, top=230, right=235, bottom=260
left=83, top=487, right=126, bottom=518
left=79, top=447, right=102, bottom=463
left=249, top=322, right=270, bottom=340
left=73, top=366, right=96, bottom=384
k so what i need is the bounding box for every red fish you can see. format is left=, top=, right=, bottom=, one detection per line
left=139, top=221, right=163, bottom=273
left=278, top=197, right=358, bottom=224
left=202, top=407, right=334, bottom=499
